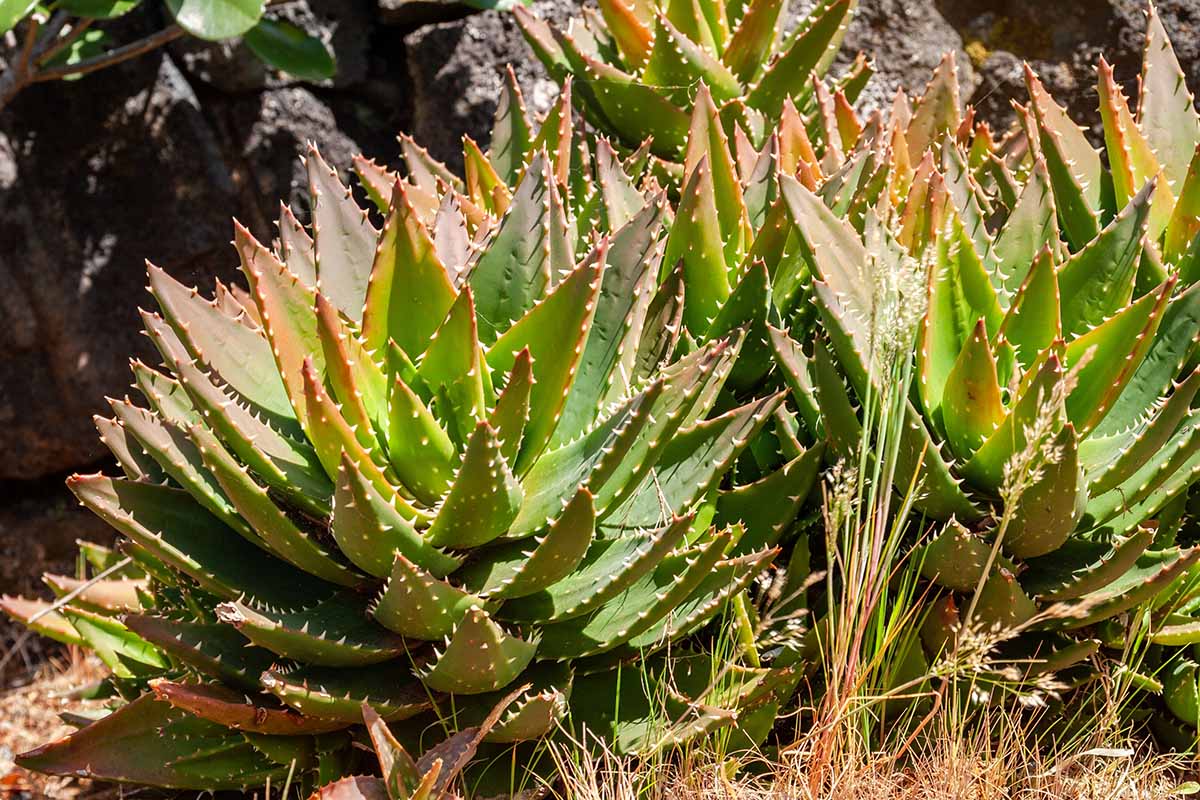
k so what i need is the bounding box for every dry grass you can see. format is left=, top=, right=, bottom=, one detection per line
left=550, top=738, right=1189, bottom=800
left=0, top=651, right=106, bottom=799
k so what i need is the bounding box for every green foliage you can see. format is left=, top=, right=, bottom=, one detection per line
left=2, top=70, right=820, bottom=795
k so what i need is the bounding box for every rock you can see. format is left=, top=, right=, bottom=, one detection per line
left=838, top=0, right=979, bottom=117
left=0, top=53, right=241, bottom=480
left=403, top=0, right=571, bottom=172
left=936, top=0, right=1200, bottom=138
left=171, top=0, right=374, bottom=91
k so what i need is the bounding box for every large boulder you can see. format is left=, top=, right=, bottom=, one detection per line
left=402, top=0, right=573, bottom=171
left=0, top=53, right=240, bottom=480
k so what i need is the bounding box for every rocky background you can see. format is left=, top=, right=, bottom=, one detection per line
left=0, top=0, right=1197, bottom=597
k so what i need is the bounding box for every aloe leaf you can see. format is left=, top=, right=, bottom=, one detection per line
left=1086, top=421, right=1200, bottom=527
left=1021, top=528, right=1155, bottom=601
left=745, top=0, right=853, bottom=117
left=360, top=180, right=457, bottom=363
left=331, top=454, right=460, bottom=579
left=1040, top=548, right=1200, bottom=630
left=627, top=263, right=686, bottom=391
left=262, top=664, right=429, bottom=722
left=597, top=0, right=653, bottom=68
left=643, top=16, right=741, bottom=106
left=942, top=319, right=1005, bottom=461
left=306, top=145, right=378, bottom=322
left=664, top=157, right=734, bottom=333
left=460, top=488, right=595, bottom=600
left=553, top=28, right=690, bottom=158
left=372, top=554, right=484, bottom=639
left=721, top=0, right=783, bottom=83
left=996, top=246, right=1060, bottom=375
left=109, top=400, right=249, bottom=537
left=1024, top=66, right=1105, bottom=249
left=152, top=681, right=347, bottom=735
left=387, top=375, right=457, bottom=506
left=148, top=265, right=296, bottom=431
left=1138, top=3, right=1200, bottom=193
left=500, top=515, right=692, bottom=623
left=61, top=607, right=168, bottom=678
left=416, top=608, right=536, bottom=695
left=602, top=393, right=782, bottom=532
left=1098, top=57, right=1176, bottom=240
left=142, top=312, right=332, bottom=516
left=919, top=522, right=994, bottom=592
left=1058, top=181, right=1154, bottom=338
left=124, top=615, right=275, bottom=691
left=0, top=597, right=84, bottom=647
left=1064, top=277, right=1173, bottom=434
left=70, top=475, right=333, bottom=609
left=625, top=546, right=778, bottom=647
left=905, top=52, right=962, bottom=161
left=95, top=414, right=168, bottom=484
left=468, top=152, right=560, bottom=343
left=488, top=255, right=604, bottom=472
left=416, top=286, right=487, bottom=444
left=986, top=157, right=1059, bottom=301
left=1093, top=280, right=1200, bottom=438
left=973, top=567, right=1039, bottom=631
left=189, top=424, right=363, bottom=587
left=686, top=85, right=751, bottom=265
left=1003, top=424, right=1083, bottom=559
left=315, top=292, right=389, bottom=445
left=555, top=209, right=664, bottom=445
left=43, top=573, right=143, bottom=615
left=16, top=695, right=293, bottom=791
left=218, top=593, right=406, bottom=667
left=426, top=422, right=523, bottom=549
left=536, top=530, right=732, bottom=659
left=718, top=446, right=823, bottom=554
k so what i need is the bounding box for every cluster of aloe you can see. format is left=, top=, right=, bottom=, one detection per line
left=764, top=3, right=1200, bottom=740
left=6, top=0, right=1200, bottom=794
left=516, top=0, right=867, bottom=160
left=2, top=53, right=828, bottom=795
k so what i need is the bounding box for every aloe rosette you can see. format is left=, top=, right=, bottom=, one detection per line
left=766, top=2, right=1200, bottom=727
left=0, top=88, right=824, bottom=793
left=515, top=0, right=868, bottom=161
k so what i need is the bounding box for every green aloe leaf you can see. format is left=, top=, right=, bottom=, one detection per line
left=1021, top=527, right=1155, bottom=601
left=986, top=158, right=1059, bottom=301
left=17, top=695, right=292, bottom=790
left=124, top=615, right=275, bottom=691
left=942, top=319, right=1005, bottom=461
left=745, top=0, right=853, bottom=117
left=717, top=445, right=823, bottom=554
left=1058, top=180, right=1154, bottom=338
left=643, top=16, right=740, bottom=106
left=488, top=255, right=604, bottom=472
left=721, top=0, right=784, bottom=83
left=372, top=554, right=484, bottom=639
left=664, top=157, right=733, bottom=333
left=151, top=681, right=347, bottom=735
left=1138, top=3, right=1200, bottom=193
left=416, top=608, right=536, bottom=694
left=69, top=475, right=333, bottom=609
left=331, top=453, right=460, bottom=579
left=462, top=488, right=595, bottom=600
left=361, top=179, right=456, bottom=361
left=218, top=593, right=405, bottom=667
left=262, top=664, right=429, bottom=722
left=1003, top=423, right=1082, bottom=559
left=305, top=145, right=378, bottom=322
left=487, top=67, right=534, bottom=185
left=996, top=246, right=1060, bottom=375
left=905, top=52, right=962, bottom=161
left=426, top=422, right=523, bottom=549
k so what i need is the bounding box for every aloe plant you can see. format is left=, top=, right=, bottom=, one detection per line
left=766, top=2, right=1200, bottom=733
left=0, top=72, right=825, bottom=794
left=515, top=0, right=868, bottom=160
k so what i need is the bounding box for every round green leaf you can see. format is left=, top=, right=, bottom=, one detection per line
left=0, top=0, right=38, bottom=36
left=244, top=18, right=335, bottom=82
left=56, top=0, right=140, bottom=18
left=164, top=0, right=264, bottom=41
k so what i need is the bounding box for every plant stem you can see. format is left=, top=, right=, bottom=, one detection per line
left=33, top=24, right=184, bottom=82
